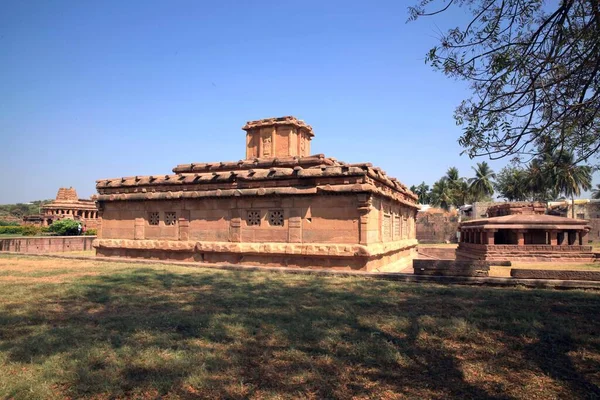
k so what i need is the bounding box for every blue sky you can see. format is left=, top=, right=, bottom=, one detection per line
left=1, top=1, right=597, bottom=204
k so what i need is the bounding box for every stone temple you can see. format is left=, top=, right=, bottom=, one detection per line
left=37, top=188, right=99, bottom=229
left=94, top=116, right=419, bottom=271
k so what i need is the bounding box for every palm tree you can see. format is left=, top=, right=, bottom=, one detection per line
left=593, top=184, right=600, bottom=200
left=430, top=178, right=453, bottom=211
left=550, top=151, right=593, bottom=218
left=468, top=162, right=496, bottom=201
left=444, top=167, right=471, bottom=207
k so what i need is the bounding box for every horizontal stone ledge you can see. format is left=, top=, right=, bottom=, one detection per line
left=511, top=269, right=600, bottom=281
left=93, top=238, right=418, bottom=258
left=96, top=184, right=419, bottom=209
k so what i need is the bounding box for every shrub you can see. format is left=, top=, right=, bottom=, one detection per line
left=20, top=225, right=40, bottom=236
left=0, top=226, right=24, bottom=235
left=0, top=220, right=20, bottom=227
left=48, top=219, right=81, bottom=236
left=84, top=228, right=97, bottom=236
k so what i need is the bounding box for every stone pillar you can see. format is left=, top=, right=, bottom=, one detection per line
left=229, top=210, right=241, bottom=242
left=479, top=230, right=485, bottom=245
left=579, top=230, right=588, bottom=245
left=134, top=218, right=145, bottom=240
left=485, top=230, right=496, bottom=245
left=549, top=230, right=558, bottom=245
left=516, top=230, right=525, bottom=246
left=288, top=209, right=303, bottom=243
left=568, top=231, right=577, bottom=245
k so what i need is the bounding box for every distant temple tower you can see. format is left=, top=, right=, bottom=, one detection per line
left=243, top=116, right=314, bottom=159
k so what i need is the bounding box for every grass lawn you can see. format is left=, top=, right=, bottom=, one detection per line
left=1, top=255, right=599, bottom=399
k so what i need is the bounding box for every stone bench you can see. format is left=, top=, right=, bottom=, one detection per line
left=412, top=259, right=512, bottom=277
left=510, top=269, right=600, bottom=281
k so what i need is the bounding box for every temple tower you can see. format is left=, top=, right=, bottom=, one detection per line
left=242, top=116, right=314, bottom=159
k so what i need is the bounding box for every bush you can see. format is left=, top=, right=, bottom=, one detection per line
left=83, top=228, right=97, bottom=236
left=20, top=225, right=40, bottom=236
left=48, top=219, right=81, bottom=236
left=0, top=226, right=23, bottom=235
left=0, top=220, right=20, bottom=227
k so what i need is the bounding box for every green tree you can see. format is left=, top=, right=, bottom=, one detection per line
left=410, top=0, right=600, bottom=165
left=468, top=162, right=495, bottom=201
left=411, top=182, right=431, bottom=204
left=593, top=184, right=600, bottom=200
left=430, top=178, right=453, bottom=211
left=48, top=219, right=81, bottom=236
left=549, top=151, right=593, bottom=218
left=494, top=165, right=531, bottom=201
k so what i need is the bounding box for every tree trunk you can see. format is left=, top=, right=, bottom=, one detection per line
left=572, top=194, right=575, bottom=219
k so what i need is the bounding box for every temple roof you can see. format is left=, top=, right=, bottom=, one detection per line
left=95, top=154, right=418, bottom=207
left=461, top=214, right=590, bottom=230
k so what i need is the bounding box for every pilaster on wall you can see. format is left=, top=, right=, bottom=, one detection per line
left=179, top=210, right=190, bottom=241
left=134, top=218, right=145, bottom=240
left=229, top=209, right=241, bottom=242
left=288, top=208, right=302, bottom=243
left=357, top=194, right=372, bottom=245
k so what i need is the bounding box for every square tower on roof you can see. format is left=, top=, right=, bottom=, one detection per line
left=242, top=116, right=314, bottom=159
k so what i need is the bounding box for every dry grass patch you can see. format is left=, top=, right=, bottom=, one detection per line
left=0, top=254, right=599, bottom=399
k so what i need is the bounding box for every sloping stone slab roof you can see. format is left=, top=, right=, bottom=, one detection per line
left=96, top=154, right=419, bottom=207
left=461, top=214, right=590, bottom=230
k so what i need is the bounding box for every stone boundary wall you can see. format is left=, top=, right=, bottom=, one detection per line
left=417, top=247, right=457, bottom=260
left=511, top=269, right=600, bottom=281
left=416, top=213, right=459, bottom=243
left=590, top=218, right=600, bottom=243
left=0, top=236, right=96, bottom=253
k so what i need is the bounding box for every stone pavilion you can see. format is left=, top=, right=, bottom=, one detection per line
left=93, top=116, right=419, bottom=271
left=456, top=202, right=593, bottom=262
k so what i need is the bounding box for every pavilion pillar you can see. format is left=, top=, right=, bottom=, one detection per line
left=485, top=229, right=496, bottom=245
left=568, top=231, right=577, bottom=245
left=516, top=230, right=525, bottom=246
left=548, top=230, right=558, bottom=245
left=579, top=230, right=588, bottom=246
left=558, top=231, right=566, bottom=245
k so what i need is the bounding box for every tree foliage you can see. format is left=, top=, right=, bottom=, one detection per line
left=468, top=161, right=496, bottom=199
left=48, top=219, right=80, bottom=236
left=494, top=165, right=531, bottom=201
left=410, top=0, right=600, bottom=165
left=494, top=149, right=593, bottom=203
left=593, top=184, right=600, bottom=199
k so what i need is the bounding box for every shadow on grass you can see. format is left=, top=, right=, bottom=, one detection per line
left=0, top=267, right=599, bottom=399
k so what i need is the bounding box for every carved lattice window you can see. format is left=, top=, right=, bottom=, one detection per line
left=268, top=210, right=284, bottom=226
left=148, top=212, right=159, bottom=226
left=165, top=212, right=177, bottom=226
left=246, top=210, right=261, bottom=226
